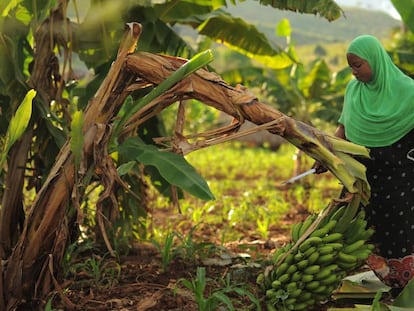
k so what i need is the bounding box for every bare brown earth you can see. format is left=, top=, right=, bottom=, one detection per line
left=52, top=212, right=299, bottom=310
left=47, top=199, right=364, bottom=311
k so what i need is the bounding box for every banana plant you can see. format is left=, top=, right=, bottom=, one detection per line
left=0, top=0, right=350, bottom=309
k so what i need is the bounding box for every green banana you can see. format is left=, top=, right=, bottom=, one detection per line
left=291, top=221, right=303, bottom=242
left=289, top=288, right=302, bottom=298
left=296, top=259, right=309, bottom=269
left=284, top=253, right=295, bottom=265
left=322, top=232, right=343, bottom=243
left=303, top=265, right=321, bottom=275
left=286, top=282, right=298, bottom=292
left=310, top=219, right=338, bottom=238
left=291, top=271, right=302, bottom=282
left=338, top=251, right=358, bottom=264
left=266, top=302, right=277, bottom=311
left=307, top=251, right=320, bottom=265
left=338, top=261, right=358, bottom=270
left=343, top=239, right=365, bottom=254
left=360, top=227, right=375, bottom=241
left=294, top=252, right=304, bottom=262
left=284, top=297, right=297, bottom=305
left=312, top=284, right=328, bottom=294
left=351, top=248, right=372, bottom=261
left=278, top=273, right=290, bottom=284
left=275, top=262, right=289, bottom=276
left=320, top=274, right=338, bottom=285
left=318, top=245, right=334, bottom=255
left=314, top=267, right=332, bottom=281
left=272, top=247, right=285, bottom=263
left=266, top=288, right=278, bottom=299
left=303, top=246, right=317, bottom=258
left=286, top=264, right=298, bottom=274
left=301, top=274, right=314, bottom=283
left=344, top=218, right=368, bottom=244
left=324, top=242, right=344, bottom=250
left=322, top=219, right=338, bottom=232
left=297, top=292, right=312, bottom=301
left=271, top=280, right=282, bottom=289
left=317, top=253, right=336, bottom=265
left=305, top=280, right=320, bottom=290
left=299, top=237, right=323, bottom=252
left=298, top=214, right=317, bottom=237
left=329, top=205, right=346, bottom=222
left=324, top=263, right=339, bottom=272
left=293, top=302, right=310, bottom=310
left=309, top=226, right=329, bottom=239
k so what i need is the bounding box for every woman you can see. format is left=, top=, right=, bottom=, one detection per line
left=315, top=35, right=414, bottom=289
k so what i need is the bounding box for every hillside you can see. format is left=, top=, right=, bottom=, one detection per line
left=225, top=2, right=401, bottom=46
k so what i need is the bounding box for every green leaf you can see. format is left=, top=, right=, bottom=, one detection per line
left=117, top=138, right=215, bottom=201
left=258, top=0, right=343, bottom=22
left=197, top=14, right=294, bottom=69
left=117, top=161, right=136, bottom=176
left=387, top=306, right=412, bottom=311
left=7, top=88, right=35, bottom=148
left=232, top=287, right=262, bottom=310
left=155, top=0, right=226, bottom=23
left=198, top=13, right=277, bottom=56
left=0, top=1, right=18, bottom=16
left=0, top=88, right=35, bottom=172
left=195, top=266, right=207, bottom=294
left=69, top=110, right=84, bottom=167
left=371, top=291, right=390, bottom=311
left=178, top=278, right=194, bottom=290
left=393, top=277, right=414, bottom=307
left=210, top=291, right=234, bottom=310
left=115, top=49, right=214, bottom=137
left=391, top=0, right=414, bottom=33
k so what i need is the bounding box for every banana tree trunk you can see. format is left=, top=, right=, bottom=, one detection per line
left=1, top=23, right=142, bottom=310
left=0, top=130, right=33, bottom=260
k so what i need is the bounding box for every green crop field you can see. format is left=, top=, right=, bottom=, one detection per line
left=149, top=142, right=342, bottom=247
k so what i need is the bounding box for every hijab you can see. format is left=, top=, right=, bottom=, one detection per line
left=339, top=35, right=414, bottom=147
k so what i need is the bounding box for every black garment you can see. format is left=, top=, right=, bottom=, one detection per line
left=360, top=129, right=414, bottom=259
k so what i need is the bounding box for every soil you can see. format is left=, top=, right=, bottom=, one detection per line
left=47, top=201, right=367, bottom=311
left=45, top=171, right=372, bottom=311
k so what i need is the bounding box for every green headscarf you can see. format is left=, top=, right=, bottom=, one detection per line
left=339, top=35, right=414, bottom=147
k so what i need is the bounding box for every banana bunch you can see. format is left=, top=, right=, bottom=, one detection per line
left=257, top=203, right=375, bottom=311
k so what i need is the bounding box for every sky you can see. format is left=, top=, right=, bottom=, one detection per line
left=335, top=0, right=401, bottom=20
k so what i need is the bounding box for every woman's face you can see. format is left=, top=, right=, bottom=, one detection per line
left=347, top=53, right=372, bottom=83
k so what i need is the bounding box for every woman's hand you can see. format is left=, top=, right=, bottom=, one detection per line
left=312, top=161, right=328, bottom=174
left=311, top=124, right=345, bottom=174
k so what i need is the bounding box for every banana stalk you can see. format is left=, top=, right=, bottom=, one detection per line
left=116, top=50, right=214, bottom=139
left=124, top=52, right=371, bottom=203
left=277, top=118, right=370, bottom=202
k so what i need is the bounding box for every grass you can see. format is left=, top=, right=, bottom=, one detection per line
left=149, top=141, right=342, bottom=247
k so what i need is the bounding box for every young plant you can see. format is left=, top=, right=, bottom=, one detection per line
left=152, top=231, right=175, bottom=272
left=69, top=253, right=121, bottom=288
left=177, top=267, right=262, bottom=311
left=173, top=225, right=216, bottom=263
left=0, top=89, right=35, bottom=172
left=177, top=267, right=231, bottom=311
left=256, top=214, right=270, bottom=240
left=219, top=272, right=262, bottom=311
